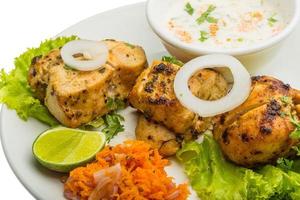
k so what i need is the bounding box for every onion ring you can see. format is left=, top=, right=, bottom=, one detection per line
left=61, top=40, right=108, bottom=71
left=174, top=54, right=251, bottom=117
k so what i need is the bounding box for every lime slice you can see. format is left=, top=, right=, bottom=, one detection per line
left=32, top=127, right=106, bottom=172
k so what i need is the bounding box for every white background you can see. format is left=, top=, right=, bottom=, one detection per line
left=0, top=0, right=143, bottom=199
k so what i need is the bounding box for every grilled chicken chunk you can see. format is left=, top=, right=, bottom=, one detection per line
left=28, top=40, right=147, bottom=127
left=28, top=50, right=60, bottom=101
left=214, top=76, right=300, bottom=167
left=130, top=60, right=229, bottom=143
left=136, top=115, right=180, bottom=157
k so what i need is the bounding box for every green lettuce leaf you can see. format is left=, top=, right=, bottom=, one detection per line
left=0, top=36, right=78, bottom=126
left=177, top=134, right=300, bottom=200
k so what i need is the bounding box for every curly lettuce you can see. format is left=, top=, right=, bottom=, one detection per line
left=177, top=134, right=300, bottom=200
left=0, top=36, right=78, bottom=126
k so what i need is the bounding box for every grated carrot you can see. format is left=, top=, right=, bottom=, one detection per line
left=64, top=140, right=189, bottom=200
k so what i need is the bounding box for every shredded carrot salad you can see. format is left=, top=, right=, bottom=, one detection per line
left=64, top=140, right=189, bottom=200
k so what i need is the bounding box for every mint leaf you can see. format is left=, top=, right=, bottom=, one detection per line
left=206, top=16, right=218, bottom=23
left=207, top=5, right=216, bottom=13
left=162, top=56, right=184, bottom=67
left=196, top=5, right=217, bottom=24
left=199, top=31, right=209, bottom=42
left=184, top=2, right=194, bottom=15
left=102, top=112, right=125, bottom=142
left=268, top=14, right=278, bottom=27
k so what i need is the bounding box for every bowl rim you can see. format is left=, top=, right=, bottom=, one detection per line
left=146, top=0, right=300, bottom=56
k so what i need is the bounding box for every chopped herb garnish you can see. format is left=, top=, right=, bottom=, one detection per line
left=184, top=2, right=194, bottom=15
left=82, top=111, right=124, bottom=141
left=277, top=158, right=294, bottom=172
left=289, top=115, right=300, bottom=139
left=207, top=4, right=216, bottom=12
left=206, top=16, right=218, bottom=23
left=80, top=111, right=125, bottom=142
left=237, top=38, right=244, bottom=42
left=280, top=96, right=292, bottom=105
left=280, top=111, right=287, bottom=118
left=199, top=31, right=209, bottom=42
left=268, top=14, right=278, bottom=27
left=162, top=55, right=184, bottom=67
left=106, top=97, right=126, bottom=110
left=102, top=112, right=125, bottom=142
left=290, top=129, right=300, bottom=139
left=64, top=65, right=77, bottom=71
left=292, top=146, right=300, bottom=156
left=124, top=42, right=135, bottom=49
left=196, top=5, right=217, bottom=25
left=80, top=97, right=126, bottom=140
left=84, top=116, right=105, bottom=128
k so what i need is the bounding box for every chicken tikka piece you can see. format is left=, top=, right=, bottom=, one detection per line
left=28, top=40, right=147, bottom=128
left=131, top=60, right=229, bottom=156
left=214, top=76, right=300, bottom=167
left=129, top=60, right=229, bottom=137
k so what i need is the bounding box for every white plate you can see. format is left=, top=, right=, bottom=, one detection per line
left=1, top=2, right=300, bottom=200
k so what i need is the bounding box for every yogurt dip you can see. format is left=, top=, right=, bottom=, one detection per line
left=166, top=0, right=288, bottom=49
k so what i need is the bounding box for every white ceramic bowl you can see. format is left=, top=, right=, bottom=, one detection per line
left=147, top=0, right=300, bottom=61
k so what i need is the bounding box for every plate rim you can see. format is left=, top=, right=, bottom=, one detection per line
left=0, top=106, right=38, bottom=199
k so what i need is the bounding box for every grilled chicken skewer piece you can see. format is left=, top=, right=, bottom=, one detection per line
left=131, top=61, right=229, bottom=156
left=214, top=76, right=300, bottom=167
left=129, top=61, right=229, bottom=138
left=28, top=40, right=147, bottom=127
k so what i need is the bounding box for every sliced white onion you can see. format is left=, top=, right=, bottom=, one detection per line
left=61, top=40, right=108, bottom=71
left=89, top=163, right=122, bottom=200
left=174, top=54, right=251, bottom=117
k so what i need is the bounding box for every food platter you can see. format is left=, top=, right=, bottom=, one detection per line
left=1, top=2, right=300, bottom=200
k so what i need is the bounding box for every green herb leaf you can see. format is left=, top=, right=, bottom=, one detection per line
left=292, top=146, right=300, bottom=156
left=276, top=158, right=294, bottom=172
left=206, top=16, right=218, bottom=23
left=81, top=111, right=124, bottom=142
left=237, top=38, right=244, bottom=42
left=289, top=115, right=300, bottom=139
left=102, top=112, right=125, bottom=142
left=82, top=97, right=125, bottom=135
left=268, top=14, right=278, bottom=27
left=199, top=31, right=209, bottom=42
left=84, top=116, right=105, bottom=128
left=280, top=96, right=292, bottom=105
left=196, top=5, right=217, bottom=25
left=161, top=56, right=184, bottom=67
left=290, top=129, right=300, bottom=139
left=124, top=42, right=135, bottom=49
left=207, top=5, right=216, bottom=13
left=290, top=115, right=300, bottom=128
left=177, top=134, right=300, bottom=200
left=196, top=15, right=207, bottom=25
left=184, top=2, right=194, bottom=15
left=106, top=97, right=126, bottom=111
